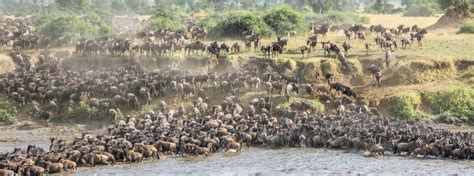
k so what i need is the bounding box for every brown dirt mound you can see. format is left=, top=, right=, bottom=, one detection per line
left=381, top=60, right=456, bottom=86
left=427, top=7, right=471, bottom=30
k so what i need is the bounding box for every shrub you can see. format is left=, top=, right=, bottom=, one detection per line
left=208, top=11, right=274, bottom=39
left=0, top=109, right=16, bottom=125
left=0, top=2, right=44, bottom=16
left=115, top=108, right=125, bottom=122
left=422, top=86, right=474, bottom=123
left=404, top=4, right=440, bottom=17
left=99, top=24, right=114, bottom=36
left=459, top=22, right=474, bottom=34
left=125, top=0, right=153, bottom=15
left=275, top=58, right=298, bottom=72
left=197, top=12, right=223, bottom=30
left=26, top=101, right=41, bottom=117
left=280, top=97, right=325, bottom=113
left=366, top=3, right=397, bottom=14
left=301, top=99, right=325, bottom=113
left=320, top=59, right=340, bottom=76
left=153, top=4, right=187, bottom=21
left=389, top=92, right=425, bottom=121
left=0, top=97, right=17, bottom=124
left=344, top=59, right=363, bottom=76
left=38, top=15, right=98, bottom=40
left=262, top=6, right=307, bottom=35
left=66, top=96, right=106, bottom=119
left=306, top=11, right=370, bottom=26
left=148, top=17, right=183, bottom=29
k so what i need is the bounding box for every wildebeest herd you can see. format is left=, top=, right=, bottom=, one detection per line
left=0, top=51, right=472, bottom=175
left=0, top=17, right=471, bottom=175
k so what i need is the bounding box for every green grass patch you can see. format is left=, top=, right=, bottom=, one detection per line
left=279, top=97, right=325, bottom=113
left=421, top=86, right=474, bottom=123
left=320, top=59, right=340, bottom=75
left=66, top=96, right=107, bottom=119
left=26, top=101, right=41, bottom=117
left=0, top=97, right=18, bottom=124
left=459, top=22, right=474, bottom=34
left=344, top=59, right=363, bottom=76
left=389, top=92, right=426, bottom=121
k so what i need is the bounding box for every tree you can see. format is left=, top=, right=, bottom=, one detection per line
left=437, top=0, right=474, bottom=10
left=54, top=0, right=90, bottom=10
left=125, top=0, right=151, bottom=14
left=208, top=11, right=274, bottom=38
left=94, top=0, right=113, bottom=12
left=262, top=6, right=306, bottom=35
left=38, top=15, right=96, bottom=40
left=298, top=0, right=355, bottom=14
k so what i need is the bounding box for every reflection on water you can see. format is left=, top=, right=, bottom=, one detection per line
left=74, top=148, right=474, bottom=176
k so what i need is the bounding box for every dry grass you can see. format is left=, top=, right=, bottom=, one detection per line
left=0, top=53, right=14, bottom=73
left=360, top=13, right=441, bottom=28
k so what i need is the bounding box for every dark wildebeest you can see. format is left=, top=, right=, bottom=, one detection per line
left=243, top=34, right=260, bottom=52
left=270, top=43, right=283, bottom=58
left=311, top=24, right=329, bottom=37
left=231, top=42, right=240, bottom=53
left=220, top=43, right=230, bottom=54
left=260, top=45, right=271, bottom=57
left=342, top=41, right=351, bottom=53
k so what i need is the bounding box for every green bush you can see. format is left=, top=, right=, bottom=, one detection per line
left=422, top=87, right=474, bottom=122
left=208, top=11, right=274, bottom=39
left=148, top=17, right=183, bottom=29
left=66, top=96, right=106, bottom=119
left=389, top=92, right=425, bottom=121
left=99, top=24, right=114, bottom=36
left=366, top=3, right=397, bottom=14
left=306, top=11, right=370, bottom=25
left=124, top=0, right=153, bottom=15
left=153, top=4, right=187, bottom=21
left=302, top=99, right=325, bottom=113
left=459, top=22, right=474, bottom=34
left=404, top=3, right=440, bottom=17
left=280, top=97, right=325, bottom=113
left=0, top=109, right=16, bottom=125
left=115, top=108, right=125, bottom=122
left=262, top=6, right=307, bottom=35
left=26, top=101, right=41, bottom=117
left=0, top=97, right=17, bottom=125
left=0, top=2, right=44, bottom=16
left=197, top=12, right=223, bottom=30
left=38, top=14, right=98, bottom=40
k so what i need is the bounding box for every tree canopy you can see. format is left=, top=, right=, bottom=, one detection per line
left=262, top=6, right=306, bottom=35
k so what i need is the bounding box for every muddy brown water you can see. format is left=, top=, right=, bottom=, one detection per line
left=1, top=126, right=473, bottom=175
left=72, top=148, right=473, bottom=175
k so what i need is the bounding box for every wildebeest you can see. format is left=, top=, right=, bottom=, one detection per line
left=311, top=24, right=329, bottom=37
left=300, top=45, right=311, bottom=57
left=342, top=41, right=351, bottom=53
left=385, top=50, right=393, bottom=68
left=231, top=42, right=240, bottom=53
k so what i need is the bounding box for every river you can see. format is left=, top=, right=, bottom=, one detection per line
left=73, top=148, right=473, bottom=176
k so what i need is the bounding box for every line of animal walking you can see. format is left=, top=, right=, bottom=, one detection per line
left=0, top=89, right=472, bottom=175
left=1, top=15, right=427, bottom=69
left=71, top=22, right=427, bottom=59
